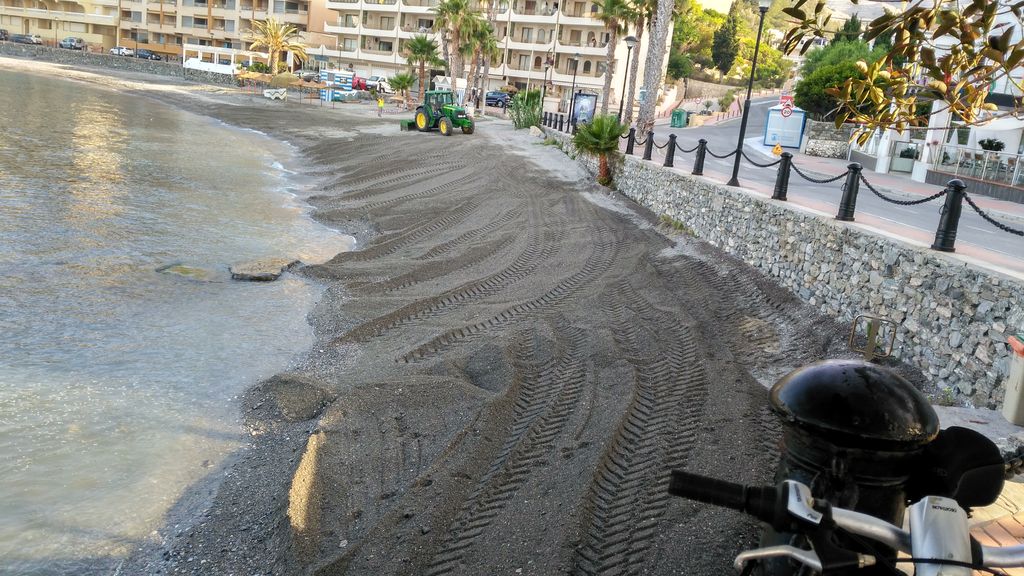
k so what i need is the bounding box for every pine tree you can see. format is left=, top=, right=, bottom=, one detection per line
left=711, top=3, right=739, bottom=77
left=834, top=13, right=861, bottom=43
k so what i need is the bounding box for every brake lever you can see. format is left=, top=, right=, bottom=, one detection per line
left=735, top=545, right=824, bottom=573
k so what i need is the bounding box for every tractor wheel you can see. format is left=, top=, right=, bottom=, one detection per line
left=438, top=117, right=453, bottom=136
left=461, top=121, right=474, bottom=135
left=415, top=109, right=430, bottom=132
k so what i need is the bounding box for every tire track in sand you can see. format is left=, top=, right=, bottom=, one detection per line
left=573, top=279, right=708, bottom=575
left=424, top=326, right=588, bottom=575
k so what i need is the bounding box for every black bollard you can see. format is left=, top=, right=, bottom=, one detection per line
left=772, top=152, right=792, bottom=201
left=931, top=179, right=967, bottom=252
left=663, top=134, right=677, bottom=168
left=763, top=359, right=939, bottom=576
left=558, top=114, right=564, bottom=131
left=692, top=139, right=707, bottom=176
left=642, top=131, right=655, bottom=161
left=625, top=128, right=636, bottom=155
left=836, top=162, right=862, bottom=221
left=543, top=112, right=549, bottom=127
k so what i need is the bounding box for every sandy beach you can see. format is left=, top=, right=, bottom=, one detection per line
left=2, top=56, right=930, bottom=576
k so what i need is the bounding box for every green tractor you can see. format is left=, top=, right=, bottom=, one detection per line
left=413, top=90, right=474, bottom=135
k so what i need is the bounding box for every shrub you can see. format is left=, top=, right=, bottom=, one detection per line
left=978, top=138, right=1005, bottom=152
left=508, top=90, right=542, bottom=129
left=794, top=61, right=863, bottom=119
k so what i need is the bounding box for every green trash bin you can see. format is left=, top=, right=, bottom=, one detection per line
left=670, top=109, right=686, bottom=128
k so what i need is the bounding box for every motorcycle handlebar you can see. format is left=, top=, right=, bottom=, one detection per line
left=668, top=470, right=782, bottom=527
left=668, top=470, right=1024, bottom=570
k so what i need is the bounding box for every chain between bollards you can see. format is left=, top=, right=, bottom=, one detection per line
left=625, top=128, right=636, bottom=155
left=772, top=152, right=792, bottom=201
left=642, top=131, right=655, bottom=161
left=836, top=162, right=862, bottom=221
left=692, top=139, right=707, bottom=176
left=931, top=179, right=967, bottom=252
left=663, top=134, right=678, bottom=168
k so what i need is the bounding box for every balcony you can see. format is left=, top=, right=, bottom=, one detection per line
left=550, top=67, right=601, bottom=84
left=558, top=10, right=598, bottom=25
left=276, top=9, right=307, bottom=24
left=0, top=5, right=118, bottom=25
left=509, top=6, right=556, bottom=23
left=362, top=22, right=396, bottom=33
left=399, top=0, right=437, bottom=13
left=362, top=0, right=398, bottom=10
left=554, top=39, right=605, bottom=56
left=147, top=1, right=177, bottom=11
left=397, top=24, right=436, bottom=37
left=323, top=20, right=359, bottom=34
left=324, top=0, right=357, bottom=9
left=505, top=38, right=553, bottom=51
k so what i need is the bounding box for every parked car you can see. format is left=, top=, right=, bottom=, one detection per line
left=366, top=75, right=393, bottom=94
left=293, top=70, right=319, bottom=82
left=485, top=91, right=511, bottom=108
left=0, top=29, right=9, bottom=42
left=135, top=49, right=162, bottom=60
left=11, top=34, right=40, bottom=45
left=59, top=36, right=85, bottom=50
left=109, top=46, right=134, bottom=56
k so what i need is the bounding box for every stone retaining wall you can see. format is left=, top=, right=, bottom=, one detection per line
left=804, top=120, right=855, bottom=159
left=544, top=127, right=1023, bottom=408
left=0, top=43, right=236, bottom=85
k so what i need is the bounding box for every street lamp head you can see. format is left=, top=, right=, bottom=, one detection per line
left=624, top=35, right=637, bottom=49
left=574, top=52, right=580, bottom=58
left=758, top=0, right=770, bottom=11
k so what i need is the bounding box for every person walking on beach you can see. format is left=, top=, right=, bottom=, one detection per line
left=377, top=95, right=385, bottom=117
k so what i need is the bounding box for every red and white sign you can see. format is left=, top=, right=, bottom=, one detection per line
left=780, top=94, right=794, bottom=108
left=781, top=107, right=793, bottom=118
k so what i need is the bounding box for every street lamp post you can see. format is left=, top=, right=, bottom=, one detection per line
left=617, top=35, right=637, bottom=122
left=568, top=52, right=580, bottom=125
left=727, top=0, right=771, bottom=187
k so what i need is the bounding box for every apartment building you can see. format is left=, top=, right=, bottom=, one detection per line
left=0, top=0, right=311, bottom=58
left=313, top=0, right=671, bottom=110
left=0, top=0, right=119, bottom=48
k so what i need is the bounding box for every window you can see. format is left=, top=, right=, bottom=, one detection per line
left=380, top=16, right=393, bottom=29
left=343, top=38, right=356, bottom=50
left=181, top=15, right=192, bottom=27
left=520, top=27, right=531, bottom=42
left=194, top=16, right=207, bottom=26
left=379, top=40, right=393, bottom=51
left=533, top=56, right=541, bottom=69
left=518, top=54, right=529, bottom=69
left=225, top=20, right=234, bottom=31
left=582, top=60, right=591, bottom=73
left=344, top=14, right=357, bottom=26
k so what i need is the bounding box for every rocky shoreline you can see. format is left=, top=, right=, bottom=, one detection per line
left=1, top=57, right=934, bottom=576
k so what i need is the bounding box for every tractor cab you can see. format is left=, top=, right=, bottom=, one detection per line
left=412, top=90, right=475, bottom=136
left=425, top=90, right=454, bottom=115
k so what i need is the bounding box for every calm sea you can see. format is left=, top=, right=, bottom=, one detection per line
left=0, top=69, right=349, bottom=574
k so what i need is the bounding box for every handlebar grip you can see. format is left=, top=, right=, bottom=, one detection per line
left=669, top=470, right=750, bottom=510
left=669, top=470, right=781, bottom=525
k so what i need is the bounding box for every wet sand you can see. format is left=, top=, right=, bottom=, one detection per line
left=1, top=57, right=929, bottom=576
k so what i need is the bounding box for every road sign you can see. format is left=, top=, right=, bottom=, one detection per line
left=772, top=143, right=783, bottom=156
left=781, top=106, right=793, bottom=118
left=780, top=94, right=794, bottom=107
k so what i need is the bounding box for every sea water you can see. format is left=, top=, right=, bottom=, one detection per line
left=0, top=68, right=349, bottom=574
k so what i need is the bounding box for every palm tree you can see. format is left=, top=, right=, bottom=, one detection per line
left=460, top=17, right=493, bottom=99
left=594, top=0, right=630, bottom=114
left=635, top=0, right=676, bottom=138
left=573, top=114, right=627, bottom=184
left=404, top=34, right=442, bottom=103
left=247, top=18, right=307, bottom=74
left=389, top=72, right=415, bottom=109
left=433, top=0, right=480, bottom=88
left=477, top=32, right=501, bottom=99
left=623, top=0, right=655, bottom=124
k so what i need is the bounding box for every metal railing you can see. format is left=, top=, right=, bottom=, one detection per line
left=932, top=145, right=1024, bottom=188
left=535, top=114, right=1024, bottom=252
